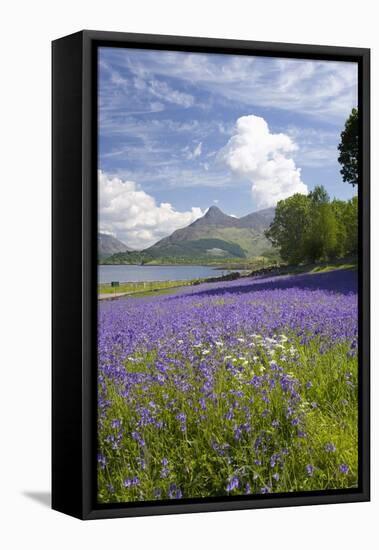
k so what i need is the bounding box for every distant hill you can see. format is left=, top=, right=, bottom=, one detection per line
left=98, top=233, right=132, bottom=259
left=148, top=205, right=275, bottom=258
left=101, top=206, right=276, bottom=264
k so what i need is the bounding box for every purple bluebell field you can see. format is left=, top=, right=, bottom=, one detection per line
left=97, top=268, right=358, bottom=503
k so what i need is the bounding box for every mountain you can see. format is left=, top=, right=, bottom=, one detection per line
left=145, top=205, right=275, bottom=259
left=238, top=208, right=278, bottom=232
left=101, top=206, right=276, bottom=264
left=98, top=233, right=132, bottom=259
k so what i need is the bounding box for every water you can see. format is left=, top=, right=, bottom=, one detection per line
left=98, top=264, right=237, bottom=283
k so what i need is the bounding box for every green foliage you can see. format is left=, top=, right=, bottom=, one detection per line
left=266, top=186, right=357, bottom=264
left=330, top=199, right=348, bottom=258
left=264, top=194, right=310, bottom=264
left=305, top=187, right=338, bottom=262
left=338, top=107, right=359, bottom=187
left=330, top=196, right=358, bottom=256
left=344, top=196, right=359, bottom=255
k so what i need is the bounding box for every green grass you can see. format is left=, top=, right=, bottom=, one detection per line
left=310, top=262, right=357, bottom=273
left=249, top=257, right=358, bottom=277
left=98, top=279, right=197, bottom=296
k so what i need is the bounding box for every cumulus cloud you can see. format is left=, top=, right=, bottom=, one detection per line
left=99, top=170, right=204, bottom=249
left=219, top=115, right=308, bottom=208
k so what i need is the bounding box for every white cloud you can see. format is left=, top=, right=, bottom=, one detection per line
left=193, top=142, right=202, bottom=157
left=115, top=49, right=357, bottom=122
left=149, top=101, right=165, bottom=112
left=130, top=75, right=195, bottom=108
left=183, top=141, right=202, bottom=160
left=219, top=115, right=308, bottom=208
left=149, top=79, right=194, bottom=108
left=99, top=170, right=204, bottom=249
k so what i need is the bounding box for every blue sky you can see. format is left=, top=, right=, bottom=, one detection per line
left=98, top=47, right=358, bottom=249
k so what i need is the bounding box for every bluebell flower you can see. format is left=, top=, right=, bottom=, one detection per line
left=97, top=453, right=107, bottom=469
left=325, top=442, right=336, bottom=453
left=168, top=482, right=182, bottom=499
left=226, top=475, right=240, bottom=492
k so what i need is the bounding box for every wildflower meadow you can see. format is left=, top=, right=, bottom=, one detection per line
left=97, top=268, right=358, bottom=503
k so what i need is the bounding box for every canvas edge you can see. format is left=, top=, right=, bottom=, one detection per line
left=52, top=30, right=370, bottom=520
left=52, top=31, right=85, bottom=519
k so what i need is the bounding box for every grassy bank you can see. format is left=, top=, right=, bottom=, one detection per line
left=249, top=257, right=357, bottom=279
left=98, top=272, right=243, bottom=298
left=98, top=279, right=196, bottom=296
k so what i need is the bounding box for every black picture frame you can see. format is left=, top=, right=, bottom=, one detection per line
left=52, top=30, right=370, bottom=520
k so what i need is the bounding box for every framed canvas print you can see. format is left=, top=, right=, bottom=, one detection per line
left=52, top=30, right=370, bottom=519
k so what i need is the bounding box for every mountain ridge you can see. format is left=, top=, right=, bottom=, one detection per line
left=98, top=233, right=132, bottom=259
left=148, top=205, right=275, bottom=250
left=101, top=205, right=276, bottom=264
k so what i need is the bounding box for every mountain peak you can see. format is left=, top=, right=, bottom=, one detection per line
left=139, top=205, right=276, bottom=259
left=98, top=232, right=132, bottom=259
left=204, top=205, right=226, bottom=218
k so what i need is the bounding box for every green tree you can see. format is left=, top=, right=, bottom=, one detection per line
left=265, top=193, right=310, bottom=264
left=338, top=107, right=359, bottom=187
left=343, top=196, right=358, bottom=255
left=304, top=187, right=338, bottom=262
left=305, top=203, right=338, bottom=262
left=266, top=186, right=348, bottom=264
left=308, top=185, right=330, bottom=205
left=330, top=199, right=348, bottom=257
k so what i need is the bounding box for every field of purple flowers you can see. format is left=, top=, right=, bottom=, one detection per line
left=97, top=269, right=358, bottom=503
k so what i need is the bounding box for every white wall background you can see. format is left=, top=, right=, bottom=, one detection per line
left=0, top=1, right=376, bottom=547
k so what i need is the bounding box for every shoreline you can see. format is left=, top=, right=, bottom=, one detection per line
left=97, top=262, right=357, bottom=301
left=98, top=263, right=247, bottom=269
left=98, top=271, right=243, bottom=300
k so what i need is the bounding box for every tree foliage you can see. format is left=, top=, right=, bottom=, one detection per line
left=264, top=194, right=309, bottom=264
left=265, top=186, right=357, bottom=264
left=338, top=107, right=359, bottom=186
